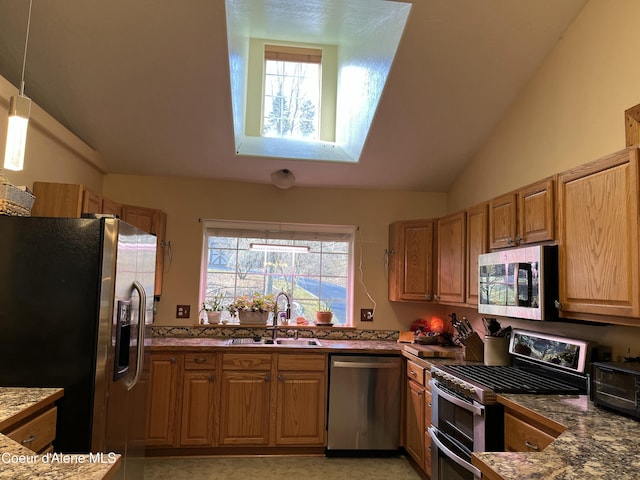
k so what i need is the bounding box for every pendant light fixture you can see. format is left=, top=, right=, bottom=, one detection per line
left=3, top=0, right=33, bottom=172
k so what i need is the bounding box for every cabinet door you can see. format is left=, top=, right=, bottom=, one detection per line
left=517, top=177, right=554, bottom=244
left=489, top=193, right=517, bottom=249
left=466, top=203, right=488, bottom=306
left=504, top=412, right=556, bottom=452
left=389, top=220, right=435, bottom=302
left=82, top=188, right=103, bottom=215
left=102, top=198, right=123, bottom=217
left=31, top=182, right=84, bottom=217
left=147, top=353, right=181, bottom=447
left=557, top=148, right=640, bottom=320
left=437, top=212, right=466, bottom=304
left=219, top=371, right=272, bottom=445
left=180, top=371, right=216, bottom=446
left=122, top=206, right=167, bottom=296
left=276, top=371, right=326, bottom=445
left=405, top=379, right=425, bottom=469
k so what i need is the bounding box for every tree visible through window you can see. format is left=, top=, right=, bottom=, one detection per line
left=201, top=221, right=354, bottom=326
left=262, top=45, right=321, bottom=140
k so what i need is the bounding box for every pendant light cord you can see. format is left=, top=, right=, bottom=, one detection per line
left=18, top=0, right=33, bottom=96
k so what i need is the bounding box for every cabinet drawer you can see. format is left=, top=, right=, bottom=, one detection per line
left=504, top=412, right=556, bottom=452
left=222, top=353, right=272, bottom=370
left=277, top=353, right=326, bottom=371
left=407, top=360, right=426, bottom=386
left=5, top=407, right=57, bottom=453
left=184, top=353, right=216, bottom=370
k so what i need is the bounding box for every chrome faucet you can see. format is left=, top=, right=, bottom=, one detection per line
left=272, top=291, right=291, bottom=340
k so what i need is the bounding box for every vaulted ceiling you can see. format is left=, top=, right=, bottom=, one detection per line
left=0, top=0, right=588, bottom=191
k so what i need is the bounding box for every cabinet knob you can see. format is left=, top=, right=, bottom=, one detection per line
left=278, top=374, right=285, bottom=381
left=410, top=370, right=417, bottom=377
left=21, top=435, right=36, bottom=445
left=170, top=357, right=177, bottom=363
left=208, top=375, right=215, bottom=381
left=264, top=373, right=271, bottom=382
left=425, top=294, right=432, bottom=301
left=194, top=357, right=207, bottom=364
left=515, top=235, right=522, bottom=244
left=554, top=300, right=562, bottom=310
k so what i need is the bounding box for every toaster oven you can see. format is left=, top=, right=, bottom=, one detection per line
left=591, top=362, right=640, bottom=420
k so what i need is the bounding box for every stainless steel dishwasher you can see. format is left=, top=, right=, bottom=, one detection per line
left=327, top=355, right=401, bottom=453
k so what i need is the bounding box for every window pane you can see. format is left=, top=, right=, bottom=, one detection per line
left=202, top=223, right=353, bottom=326
left=263, top=60, right=320, bottom=140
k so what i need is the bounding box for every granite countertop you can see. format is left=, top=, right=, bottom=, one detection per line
left=151, top=336, right=404, bottom=353
left=473, top=394, right=640, bottom=480
left=0, top=387, right=121, bottom=480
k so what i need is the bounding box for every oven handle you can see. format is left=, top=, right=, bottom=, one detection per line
left=428, top=426, right=482, bottom=478
left=431, top=380, right=484, bottom=417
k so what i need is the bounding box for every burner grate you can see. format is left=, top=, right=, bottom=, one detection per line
left=443, top=365, right=580, bottom=394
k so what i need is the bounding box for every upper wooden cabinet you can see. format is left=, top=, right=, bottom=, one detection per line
left=557, top=147, right=640, bottom=321
left=389, top=220, right=436, bottom=302
left=489, top=177, right=554, bottom=249
left=437, top=211, right=466, bottom=304
left=121, top=206, right=167, bottom=297
left=32, top=182, right=105, bottom=217
left=466, top=203, right=489, bottom=306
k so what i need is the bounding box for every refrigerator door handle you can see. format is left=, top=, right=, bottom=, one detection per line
left=127, top=280, right=147, bottom=391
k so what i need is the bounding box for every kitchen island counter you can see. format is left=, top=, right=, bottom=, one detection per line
left=0, top=387, right=121, bottom=480
left=472, top=394, right=640, bottom=480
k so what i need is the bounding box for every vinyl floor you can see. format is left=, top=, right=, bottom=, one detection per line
left=143, top=455, right=423, bottom=480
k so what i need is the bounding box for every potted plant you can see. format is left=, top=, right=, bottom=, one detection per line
left=200, top=292, right=225, bottom=324
left=228, top=292, right=275, bottom=325
left=315, top=301, right=333, bottom=325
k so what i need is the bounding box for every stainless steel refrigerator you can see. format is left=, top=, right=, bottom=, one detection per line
left=0, top=216, right=156, bottom=479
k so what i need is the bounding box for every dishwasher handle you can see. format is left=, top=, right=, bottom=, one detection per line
left=332, top=360, right=399, bottom=369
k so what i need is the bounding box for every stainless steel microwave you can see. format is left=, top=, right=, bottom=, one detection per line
left=478, top=245, right=558, bottom=321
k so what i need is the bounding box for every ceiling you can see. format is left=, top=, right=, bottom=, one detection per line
left=0, top=0, right=588, bottom=191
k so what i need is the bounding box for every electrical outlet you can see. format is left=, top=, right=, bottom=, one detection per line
left=176, top=304, right=191, bottom=318
left=360, top=309, right=374, bottom=322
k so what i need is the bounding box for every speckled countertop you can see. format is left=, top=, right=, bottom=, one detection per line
left=473, top=394, right=640, bottom=480
left=0, top=387, right=121, bottom=480
left=151, top=336, right=405, bottom=353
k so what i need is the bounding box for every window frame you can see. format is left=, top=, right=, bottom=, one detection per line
left=200, top=219, right=355, bottom=326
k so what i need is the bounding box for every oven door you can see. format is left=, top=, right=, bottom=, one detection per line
left=429, top=426, right=481, bottom=480
left=430, top=381, right=484, bottom=480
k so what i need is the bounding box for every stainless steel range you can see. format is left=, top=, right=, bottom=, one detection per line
left=428, top=329, right=596, bottom=480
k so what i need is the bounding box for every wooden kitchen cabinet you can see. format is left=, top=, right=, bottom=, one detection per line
left=406, top=378, right=425, bottom=469
left=437, top=211, right=466, bottom=304
left=180, top=353, right=217, bottom=447
left=121, top=205, right=167, bottom=297
left=275, top=354, right=327, bottom=445
left=219, top=353, right=273, bottom=446
left=389, top=220, right=436, bottom=302
left=503, top=402, right=564, bottom=453
left=4, top=405, right=57, bottom=454
left=466, top=203, right=489, bottom=306
left=489, top=177, right=554, bottom=249
left=32, top=181, right=104, bottom=217
left=147, top=353, right=182, bottom=447
left=557, top=147, right=640, bottom=321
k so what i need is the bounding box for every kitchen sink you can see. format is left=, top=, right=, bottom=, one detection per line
left=226, top=337, right=320, bottom=346
left=275, top=338, right=321, bottom=346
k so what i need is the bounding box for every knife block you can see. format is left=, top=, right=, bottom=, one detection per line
left=461, top=332, right=484, bottom=362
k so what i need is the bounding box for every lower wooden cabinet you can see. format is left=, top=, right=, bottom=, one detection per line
left=4, top=406, right=57, bottom=453
left=147, top=350, right=328, bottom=452
left=180, top=353, right=217, bottom=446
left=146, top=353, right=181, bottom=447
left=219, top=369, right=272, bottom=445
left=503, top=404, right=564, bottom=453
left=404, top=359, right=432, bottom=478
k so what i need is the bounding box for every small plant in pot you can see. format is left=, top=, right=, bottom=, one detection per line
left=200, top=292, right=225, bottom=324
left=228, top=292, right=276, bottom=325
left=315, top=301, right=333, bottom=325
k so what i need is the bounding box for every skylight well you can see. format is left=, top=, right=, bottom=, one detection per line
left=225, top=0, right=412, bottom=164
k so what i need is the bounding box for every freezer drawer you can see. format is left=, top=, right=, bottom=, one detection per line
left=327, top=355, right=401, bottom=451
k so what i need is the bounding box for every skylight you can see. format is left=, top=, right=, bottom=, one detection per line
left=225, top=0, right=412, bottom=164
